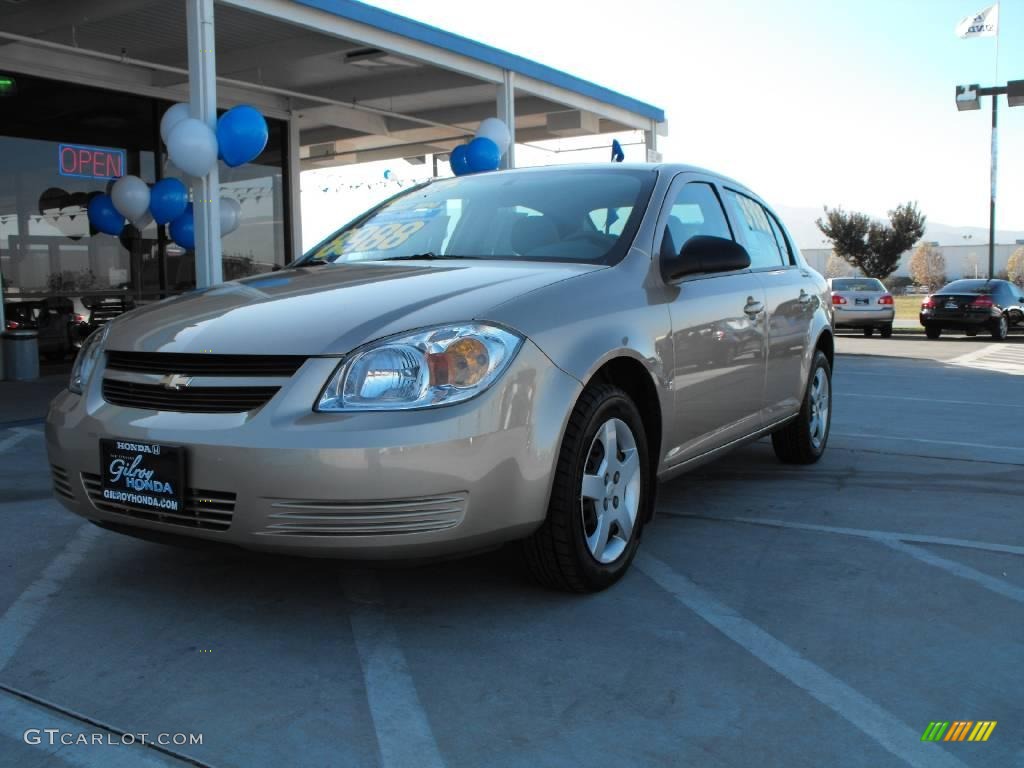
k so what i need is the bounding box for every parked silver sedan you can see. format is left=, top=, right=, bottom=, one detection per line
left=47, top=164, right=834, bottom=592
left=827, top=277, right=895, bottom=337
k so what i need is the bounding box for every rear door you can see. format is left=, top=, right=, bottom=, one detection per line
left=658, top=176, right=768, bottom=464
left=721, top=189, right=814, bottom=426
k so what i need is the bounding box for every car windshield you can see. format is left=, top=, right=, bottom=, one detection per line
left=300, top=169, right=657, bottom=266
left=942, top=280, right=994, bottom=294
left=832, top=278, right=884, bottom=292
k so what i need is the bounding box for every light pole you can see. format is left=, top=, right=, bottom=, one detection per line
left=955, top=79, right=1024, bottom=280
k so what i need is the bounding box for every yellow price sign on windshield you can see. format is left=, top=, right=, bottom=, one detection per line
left=312, top=220, right=427, bottom=261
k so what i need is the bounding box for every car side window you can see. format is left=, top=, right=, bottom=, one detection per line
left=660, top=182, right=732, bottom=259
left=766, top=211, right=794, bottom=265
left=723, top=189, right=786, bottom=269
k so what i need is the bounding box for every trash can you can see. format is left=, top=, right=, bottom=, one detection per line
left=2, top=329, right=40, bottom=381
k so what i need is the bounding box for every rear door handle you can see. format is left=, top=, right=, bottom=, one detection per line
left=743, top=297, right=764, bottom=317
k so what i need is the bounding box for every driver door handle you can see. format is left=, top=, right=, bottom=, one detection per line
left=743, top=297, right=764, bottom=317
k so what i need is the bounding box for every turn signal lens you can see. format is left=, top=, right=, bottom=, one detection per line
left=831, top=294, right=847, bottom=305
left=427, top=337, right=490, bottom=388
left=878, top=294, right=894, bottom=305
left=921, top=296, right=936, bottom=309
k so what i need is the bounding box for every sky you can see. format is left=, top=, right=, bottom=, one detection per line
left=357, top=0, right=1024, bottom=233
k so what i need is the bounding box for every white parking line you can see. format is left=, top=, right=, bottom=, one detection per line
left=881, top=540, right=1024, bottom=605
left=841, top=392, right=1024, bottom=409
left=0, top=525, right=102, bottom=672
left=637, top=554, right=969, bottom=768
left=0, top=427, right=42, bottom=453
left=344, top=573, right=445, bottom=768
left=0, top=689, right=185, bottom=767
left=833, top=432, right=1024, bottom=452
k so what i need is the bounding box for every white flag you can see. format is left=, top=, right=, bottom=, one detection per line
left=956, top=4, right=999, bottom=38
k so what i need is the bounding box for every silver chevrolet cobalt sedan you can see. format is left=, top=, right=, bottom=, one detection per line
left=47, top=164, right=833, bottom=592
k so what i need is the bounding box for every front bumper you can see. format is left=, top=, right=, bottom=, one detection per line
left=46, top=340, right=581, bottom=559
left=833, top=307, right=894, bottom=328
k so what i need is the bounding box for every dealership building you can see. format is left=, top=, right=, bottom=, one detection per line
left=0, top=0, right=666, bottom=373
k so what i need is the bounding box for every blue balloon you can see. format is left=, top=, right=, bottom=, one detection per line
left=169, top=204, right=195, bottom=250
left=611, top=139, right=625, bottom=163
left=449, top=144, right=471, bottom=176
left=150, top=178, right=189, bottom=224
left=466, top=137, right=501, bottom=173
left=87, top=194, right=125, bottom=236
left=217, top=105, right=269, bottom=167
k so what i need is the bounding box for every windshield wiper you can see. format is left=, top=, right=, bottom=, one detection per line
left=382, top=253, right=484, bottom=261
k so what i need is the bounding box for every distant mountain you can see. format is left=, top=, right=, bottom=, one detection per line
left=774, top=205, right=1024, bottom=250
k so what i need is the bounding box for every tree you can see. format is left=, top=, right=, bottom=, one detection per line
left=908, top=243, right=946, bottom=291
left=817, top=202, right=926, bottom=280
left=825, top=252, right=854, bottom=278
left=1008, top=246, right=1024, bottom=287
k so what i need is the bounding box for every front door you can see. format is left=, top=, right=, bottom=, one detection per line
left=659, top=178, right=767, bottom=466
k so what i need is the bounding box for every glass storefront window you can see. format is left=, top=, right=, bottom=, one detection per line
left=0, top=72, right=289, bottom=363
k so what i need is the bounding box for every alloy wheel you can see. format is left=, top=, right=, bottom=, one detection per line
left=580, top=418, right=641, bottom=564
left=808, top=367, right=830, bottom=450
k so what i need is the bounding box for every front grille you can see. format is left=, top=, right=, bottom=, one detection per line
left=105, top=351, right=307, bottom=377
left=102, top=379, right=278, bottom=413
left=258, top=493, right=468, bottom=537
left=51, top=465, right=74, bottom=501
left=81, top=472, right=235, bottom=531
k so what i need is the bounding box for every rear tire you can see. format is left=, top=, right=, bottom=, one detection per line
left=991, top=314, right=1009, bottom=341
left=879, top=325, right=893, bottom=338
left=522, top=382, right=651, bottom=593
left=925, top=324, right=942, bottom=339
left=771, top=350, right=831, bottom=465
left=862, top=327, right=874, bottom=337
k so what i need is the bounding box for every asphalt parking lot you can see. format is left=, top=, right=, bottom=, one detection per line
left=2, top=334, right=1022, bottom=768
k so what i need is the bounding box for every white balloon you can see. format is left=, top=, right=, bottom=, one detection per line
left=166, top=118, right=218, bottom=178
left=219, top=196, right=241, bottom=236
left=132, top=210, right=154, bottom=231
left=111, top=175, right=151, bottom=221
left=476, top=117, right=511, bottom=155
left=160, top=103, right=191, bottom=145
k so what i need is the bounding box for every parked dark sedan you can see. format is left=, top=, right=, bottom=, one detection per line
left=3, top=297, right=84, bottom=359
left=919, top=279, right=1024, bottom=340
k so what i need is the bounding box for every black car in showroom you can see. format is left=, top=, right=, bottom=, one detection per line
left=920, top=279, right=1024, bottom=340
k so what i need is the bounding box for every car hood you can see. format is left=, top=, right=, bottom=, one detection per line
left=104, top=261, right=602, bottom=355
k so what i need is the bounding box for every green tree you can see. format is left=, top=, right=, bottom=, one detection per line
left=1008, top=246, right=1024, bottom=287
left=817, top=202, right=926, bottom=280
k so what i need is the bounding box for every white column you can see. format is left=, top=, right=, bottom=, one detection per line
left=287, top=113, right=303, bottom=261
left=644, top=119, right=661, bottom=163
left=186, top=0, right=222, bottom=287
left=497, top=70, right=516, bottom=169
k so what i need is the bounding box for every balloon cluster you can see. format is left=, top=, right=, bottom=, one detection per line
left=449, top=117, right=510, bottom=176
left=86, top=103, right=268, bottom=250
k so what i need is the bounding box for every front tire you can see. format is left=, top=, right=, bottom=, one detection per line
left=991, top=314, right=1009, bottom=341
left=925, top=324, right=942, bottom=339
left=522, top=382, right=650, bottom=593
left=771, top=350, right=831, bottom=465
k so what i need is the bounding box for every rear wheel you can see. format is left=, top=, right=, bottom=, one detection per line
left=925, top=324, right=942, bottom=339
left=522, top=382, right=650, bottom=592
left=862, top=327, right=874, bottom=337
left=771, top=350, right=831, bottom=465
left=879, top=325, right=893, bottom=338
left=991, top=314, right=1009, bottom=341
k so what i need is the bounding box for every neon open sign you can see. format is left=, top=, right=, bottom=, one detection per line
left=58, top=143, right=126, bottom=180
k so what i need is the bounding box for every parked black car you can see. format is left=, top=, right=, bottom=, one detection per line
left=919, top=279, right=1024, bottom=340
left=3, top=297, right=84, bottom=359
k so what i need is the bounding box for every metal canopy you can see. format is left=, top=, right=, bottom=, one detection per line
left=0, top=0, right=667, bottom=170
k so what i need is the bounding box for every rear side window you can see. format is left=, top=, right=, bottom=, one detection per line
left=723, top=189, right=786, bottom=269
left=660, top=182, right=732, bottom=259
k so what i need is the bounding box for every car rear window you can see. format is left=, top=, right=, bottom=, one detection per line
left=832, top=278, right=884, bottom=291
left=942, top=280, right=994, bottom=294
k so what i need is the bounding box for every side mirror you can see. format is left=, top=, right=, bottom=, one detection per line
left=662, top=235, right=751, bottom=282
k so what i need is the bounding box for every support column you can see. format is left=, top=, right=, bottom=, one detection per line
left=644, top=120, right=662, bottom=163
left=186, top=0, right=222, bottom=287
left=497, top=70, right=516, bottom=169
left=286, top=113, right=303, bottom=263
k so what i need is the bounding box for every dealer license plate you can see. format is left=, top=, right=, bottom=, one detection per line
left=100, top=439, right=185, bottom=513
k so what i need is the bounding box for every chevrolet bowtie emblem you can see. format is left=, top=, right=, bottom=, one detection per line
left=160, top=373, right=193, bottom=391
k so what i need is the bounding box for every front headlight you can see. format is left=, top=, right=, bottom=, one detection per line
left=68, top=324, right=109, bottom=394
left=317, top=323, right=523, bottom=412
